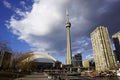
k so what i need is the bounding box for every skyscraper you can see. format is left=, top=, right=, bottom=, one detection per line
left=112, top=32, right=120, bottom=62
left=72, top=53, right=82, bottom=67
left=65, top=12, right=72, bottom=65
left=91, top=26, right=116, bottom=71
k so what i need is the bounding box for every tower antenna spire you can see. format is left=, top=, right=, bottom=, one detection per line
left=66, top=9, right=69, bottom=23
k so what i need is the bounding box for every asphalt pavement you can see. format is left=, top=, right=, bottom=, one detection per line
left=14, top=72, right=52, bottom=80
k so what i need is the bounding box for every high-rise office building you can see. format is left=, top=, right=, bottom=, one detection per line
left=91, top=26, right=116, bottom=71
left=112, top=32, right=120, bottom=62
left=72, top=53, right=82, bottom=67
left=65, top=12, right=72, bottom=65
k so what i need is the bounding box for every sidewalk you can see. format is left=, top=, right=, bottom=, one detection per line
left=14, top=72, right=52, bottom=80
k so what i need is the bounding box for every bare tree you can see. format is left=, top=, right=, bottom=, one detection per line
left=16, top=52, right=34, bottom=71
left=10, top=51, right=23, bottom=71
left=0, top=41, right=11, bottom=52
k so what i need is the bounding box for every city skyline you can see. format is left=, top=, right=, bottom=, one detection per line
left=0, top=0, right=120, bottom=63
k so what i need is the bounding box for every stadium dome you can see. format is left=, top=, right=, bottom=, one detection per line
left=22, top=52, right=57, bottom=64
left=19, top=52, right=60, bottom=71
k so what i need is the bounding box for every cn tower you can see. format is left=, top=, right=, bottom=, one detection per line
left=65, top=11, right=72, bottom=65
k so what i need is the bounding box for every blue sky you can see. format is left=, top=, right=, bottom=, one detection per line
left=0, top=0, right=120, bottom=63
left=0, top=0, right=33, bottom=52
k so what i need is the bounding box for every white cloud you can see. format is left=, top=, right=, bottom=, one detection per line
left=72, top=37, right=91, bottom=48
left=3, top=0, right=11, bottom=9
left=84, top=42, right=89, bottom=46
left=71, top=37, right=92, bottom=57
left=76, top=49, right=84, bottom=54
left=7, top=0, right=68, bottom=53
left=20, top=1, right=25, bottom=6
left=15, top=8, right=29, bottom=17
left=12, top=0, right=67, bottom=36
left=85, top=54, right=94, bottom=60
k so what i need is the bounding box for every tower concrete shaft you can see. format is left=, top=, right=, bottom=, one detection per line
left=65, top=13, right=72, bottom=65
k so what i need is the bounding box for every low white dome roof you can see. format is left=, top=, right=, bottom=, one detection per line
left=22, top=52, right=57, bottom=63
